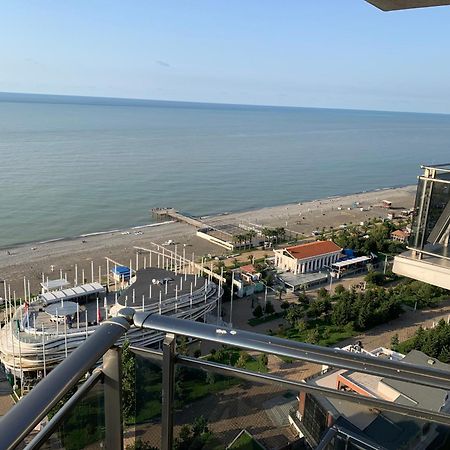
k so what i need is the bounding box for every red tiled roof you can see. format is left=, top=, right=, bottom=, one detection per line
left=240, top=264, right=257, bottom=274
left=391, top=230, right=410, bottom=238
left=285, top=241, right=342, bottom=260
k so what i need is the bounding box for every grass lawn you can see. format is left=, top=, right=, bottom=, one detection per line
left=228, top=431, right=265, bottom=450
left=280, top=318, right=356, bottom=347
left=208, top=347, right=269, bottom=373
left=248, top=312, right=284, bottom=326
left=59, top=391, right=105, bottom=450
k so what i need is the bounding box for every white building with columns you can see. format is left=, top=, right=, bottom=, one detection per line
left=274, top=240, right=342, bottom=274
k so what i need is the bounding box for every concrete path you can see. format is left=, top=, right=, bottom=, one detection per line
left=0, top=366, right=14, bottom=417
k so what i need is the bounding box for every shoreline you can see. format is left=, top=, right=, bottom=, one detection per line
left=0, top=184, right=416, bottom=296
left=0, top=184, right=414, bottom=251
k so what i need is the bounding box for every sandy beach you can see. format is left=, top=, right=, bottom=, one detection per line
left=0, top=185, right=416, bottom=297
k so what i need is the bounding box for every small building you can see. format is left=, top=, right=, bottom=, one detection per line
left=331, top=255, right=371, bottom=279
left=111, top=265, right=134, bottom=282
left=391, top=229, right=410, bottom=243
left=381, top=199, right=392, bottom=208
left=232, top=264, right=264, bottom=298
left=238, top=264, right=261, bottom=283
left=274, top=241, right=342, bottom=274
left=292, top=347, right=450, bottom=450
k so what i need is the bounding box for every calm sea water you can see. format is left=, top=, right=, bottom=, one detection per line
left=1, top=93, right=449, bottom=248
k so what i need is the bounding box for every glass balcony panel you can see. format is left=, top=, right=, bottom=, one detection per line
left=129, top=351, right=163, bottom=449
left=410, top=170, right=450, bottom=256
left=35, top=381, right=105, bottom=450
left=173, top=355, right=300, bottom=450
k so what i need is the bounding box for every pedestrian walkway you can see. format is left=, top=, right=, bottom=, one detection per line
left=0, top=366, right=14, bottom=417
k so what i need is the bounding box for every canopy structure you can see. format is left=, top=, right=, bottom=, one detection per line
left=40, top=279, right=70, bottom=293
left=331, top=256, right=371, bottom=278
left=39, top=282, right=105, bottom=305
left=279, top=271, right=328, bottom=292
left=366, top=0, right=450, bottom=10
left=45, top=301, right=78, bottom=319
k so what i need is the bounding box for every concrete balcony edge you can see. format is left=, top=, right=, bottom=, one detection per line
left=393, top=253, right=450, bottom=290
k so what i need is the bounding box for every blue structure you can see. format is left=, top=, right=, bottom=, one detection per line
left=343, top=248, right=355, bottom=259
left=111, top=266, right=133, bottom=281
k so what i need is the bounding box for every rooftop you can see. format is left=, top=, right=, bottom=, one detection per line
left=306, top=347, right=450, bottom=449
left=285, top=240, right=342, bottom=260
left=239, top=264, right=258, bottom=274
left=391, top=229, right=410, bottom=238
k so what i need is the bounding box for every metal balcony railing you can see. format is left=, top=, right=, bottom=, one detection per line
left=1, top=307, right=450, bottom=450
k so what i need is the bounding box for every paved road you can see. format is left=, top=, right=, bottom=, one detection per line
left=0, top=366, right=14, bottom=417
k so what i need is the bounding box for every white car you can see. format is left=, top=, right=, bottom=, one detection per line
left=121, top=231, right=130, bottom=235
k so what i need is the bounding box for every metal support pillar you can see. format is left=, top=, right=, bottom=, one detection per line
left=103, top=347, right=123, bottom=450
left=161, top=333, right=176, bottom=450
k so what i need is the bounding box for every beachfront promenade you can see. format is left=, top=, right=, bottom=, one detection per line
left=0, top=186, right=415, bottom=299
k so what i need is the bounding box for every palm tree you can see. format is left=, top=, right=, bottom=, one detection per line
left=247, top=229, right=257, bottom=248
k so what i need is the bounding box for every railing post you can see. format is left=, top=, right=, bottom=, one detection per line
left=161, top=333, right=176, bottom=450
left=103, top=347, right=123, bottom=450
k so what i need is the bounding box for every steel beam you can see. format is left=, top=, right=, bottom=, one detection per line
left=134, top=312, right=450, bottom=392
left=104, top=347, right=123, bottom=450
left=178, top=355, right=450, bottom=427
left=161, top=333, right=176, bottom=450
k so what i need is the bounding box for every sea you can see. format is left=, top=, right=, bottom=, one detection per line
left=1, top=92, right=450, bottom=249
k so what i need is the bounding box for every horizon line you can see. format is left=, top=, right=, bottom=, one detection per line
left=1, top=90, right=449, bottom=117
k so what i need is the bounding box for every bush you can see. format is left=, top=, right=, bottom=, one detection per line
left=264, top=301, right=275, bottom=315
left=306, top=328, right=320, bottom=344
left=257, top=353, right=268, bottom=370
left=253, top=305, right=263, bottom=318
left=334, top=284, right=345, bottom=295
left=365, top=271, right=385, bottom=286
left=236, top=352, right=251, bottom=368
left=126, top=440, right=158, bottom=450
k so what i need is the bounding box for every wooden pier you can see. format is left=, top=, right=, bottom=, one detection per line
left=151, top=208, right=205, bottom=228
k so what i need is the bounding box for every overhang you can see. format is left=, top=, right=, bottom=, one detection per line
left=366, top=0, right=450, bottom=10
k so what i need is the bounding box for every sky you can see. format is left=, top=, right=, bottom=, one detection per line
left=1, top=1, right=450, bottom=113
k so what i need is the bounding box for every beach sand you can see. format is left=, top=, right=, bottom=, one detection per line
left=0, top=185, right=416, bottom=297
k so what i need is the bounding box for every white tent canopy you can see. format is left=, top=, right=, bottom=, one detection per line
left=39, top=282, right=105, bottom=305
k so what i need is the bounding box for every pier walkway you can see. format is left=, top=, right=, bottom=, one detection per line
left=151, top=208, right=205, bottom=228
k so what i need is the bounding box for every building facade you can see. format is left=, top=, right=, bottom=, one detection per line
left=393, top=164, right=450, bottom=290
left=274, top=240, right=342, bottom=274
left=293, top=346, right=450, bottom=450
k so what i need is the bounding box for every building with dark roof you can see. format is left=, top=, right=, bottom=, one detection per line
left=292, top=346, right=450, bottom=449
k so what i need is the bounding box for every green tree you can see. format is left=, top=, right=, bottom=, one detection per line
left=334, top=284, right=346, bottom=295
left=306, top=328, right=320, bottom=345
left=286, top=305, right=304, bottom=327
left=365, top=271, right=385, bottom=286
left=264, top=301, right=275, bottom=315
left=126, top=439, right=158, bottom=450
left=173, top=416, right=211, bottom=450
left=122, top=340, right=136, bottom=423
left=257, top=353, right=268, bottom=371
left=236, top=352, right=251, bottom=368
left=390, top=333, right=399, bottom=352
left=280, top=301, right=290, bottom=311
left=177, top=336, right=189, bottom=356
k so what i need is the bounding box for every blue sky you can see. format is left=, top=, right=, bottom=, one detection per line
left=1, top=1, right=450, bottom=113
